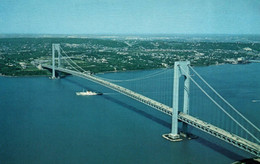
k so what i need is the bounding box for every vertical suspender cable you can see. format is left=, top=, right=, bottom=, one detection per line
left=189, top=65, right=260, bottom=132
left=180, top=66, right=260, bottom=143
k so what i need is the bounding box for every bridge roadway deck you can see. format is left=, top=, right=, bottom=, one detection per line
left=42, top=64, right=260, bottom=157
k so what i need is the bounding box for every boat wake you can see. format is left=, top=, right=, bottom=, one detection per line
left=252, top=100, right=260, bottom=103
left=76, top=90, right=102, bottom=96
left=102, top=93, right=119, bottom=95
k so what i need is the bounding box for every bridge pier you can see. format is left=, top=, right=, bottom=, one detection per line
left=164, top=61, right=190, bottom=141
left=51, top=44, right=61, bottom=79
left=181, top=61, right=190, bottom=136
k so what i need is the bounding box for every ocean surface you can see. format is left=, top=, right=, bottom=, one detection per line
left=0, top=63, right=259, bottom=164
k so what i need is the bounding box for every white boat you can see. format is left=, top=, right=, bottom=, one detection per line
left=76, top=90, right=102, bottom=96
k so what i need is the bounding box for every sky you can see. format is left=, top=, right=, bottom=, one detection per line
left=0, top=0, right=260, bottom=35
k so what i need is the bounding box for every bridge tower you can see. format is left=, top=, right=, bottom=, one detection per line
left=169, top=61, right=190, bottom=140
left=52, top=44, right=61, bottom=79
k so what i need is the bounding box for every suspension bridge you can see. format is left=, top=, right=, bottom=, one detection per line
left=38, top=44, right=260, bottom=157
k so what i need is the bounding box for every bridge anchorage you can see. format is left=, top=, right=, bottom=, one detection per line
left=40, top=44, right=260, bottom=157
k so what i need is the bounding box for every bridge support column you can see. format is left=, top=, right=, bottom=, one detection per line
left=52, top=44, right=55, bottom=79
left=165, top=61, right=190, bottom=141
left=51, top=44, right=61, bottom=79
left=57, top=45, right=61, bottom=67
left=182, top=62, right=190, bottom=135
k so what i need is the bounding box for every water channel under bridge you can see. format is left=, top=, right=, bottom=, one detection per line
left=38, top=44, right=260, bottom=157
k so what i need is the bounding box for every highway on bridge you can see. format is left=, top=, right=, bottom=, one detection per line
left=42, top=64, right=260, bottom=157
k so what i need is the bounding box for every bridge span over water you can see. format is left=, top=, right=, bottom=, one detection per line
left=40, top=44, right=260, bottom=157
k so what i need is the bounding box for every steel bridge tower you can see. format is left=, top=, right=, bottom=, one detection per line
left=169, top=61, right=190, bottom=140
left=52, top=44, right=61, bottom=79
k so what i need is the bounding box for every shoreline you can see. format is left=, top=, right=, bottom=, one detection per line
left=1, top=62, right=257, bottom=78
left=0, top=74, right=51, bottom=78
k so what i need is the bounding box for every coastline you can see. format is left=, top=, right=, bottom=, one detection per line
left=0, top=74, right=50, bottom=78
left=0, top=62, right=256, bottom=78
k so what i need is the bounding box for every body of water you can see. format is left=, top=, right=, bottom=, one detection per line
left=0, top=63, right=259, bottom=163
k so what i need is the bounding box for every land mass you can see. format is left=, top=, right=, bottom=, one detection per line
left=0, top=35, right=260, bottom=76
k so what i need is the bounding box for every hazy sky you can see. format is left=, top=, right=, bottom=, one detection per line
left=0, top=0, right=259, bottom=35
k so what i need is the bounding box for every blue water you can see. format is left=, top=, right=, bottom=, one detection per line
left=0, top=63, right=259, bottom=164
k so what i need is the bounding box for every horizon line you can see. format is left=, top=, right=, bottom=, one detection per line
left=1, top=33, right=260, bottom=36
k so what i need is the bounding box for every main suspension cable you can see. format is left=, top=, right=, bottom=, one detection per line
left=179, top=65, right=260, bottom=143
left=189, top=65, right=260, bottom=132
